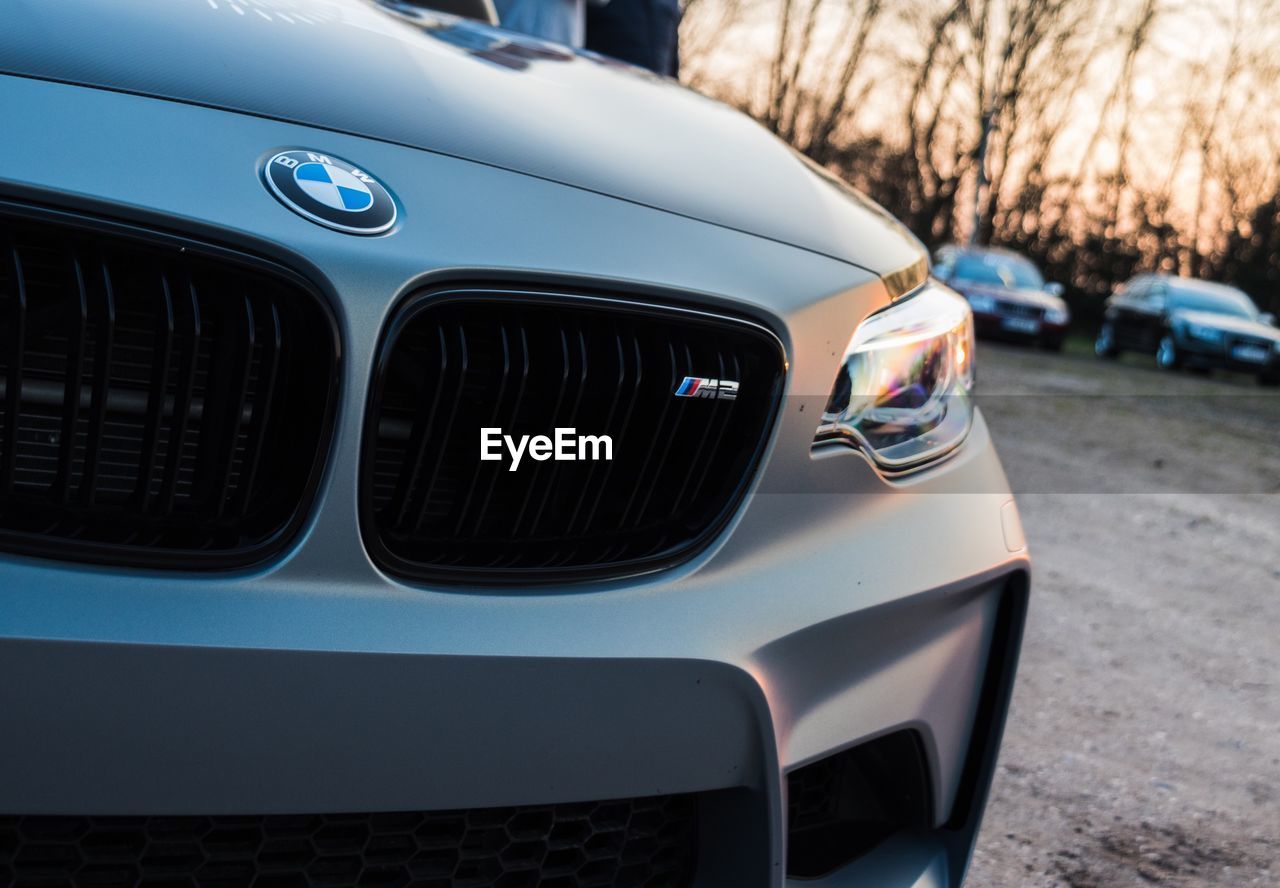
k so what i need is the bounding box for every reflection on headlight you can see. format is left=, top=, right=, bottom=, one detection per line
left=815, top=280, right=975, bottom=472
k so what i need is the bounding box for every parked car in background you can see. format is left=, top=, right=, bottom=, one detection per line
left=1095, top=274, right=1280, bottom=385
left=933, top=245, right=1070, bottom=351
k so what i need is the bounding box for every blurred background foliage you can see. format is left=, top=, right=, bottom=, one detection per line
left=679, top=0, right=1280, bottom=329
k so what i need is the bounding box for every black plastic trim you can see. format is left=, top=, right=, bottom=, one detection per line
left=359, top=284, right=788, bottom=587
left=0, top=198, right=342, bottom=572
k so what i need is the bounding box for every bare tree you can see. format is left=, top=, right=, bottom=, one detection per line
left=679, top=0, right=1280, bottom=324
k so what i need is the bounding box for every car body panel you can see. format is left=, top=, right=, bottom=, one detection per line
left=0, top=0, right=926, bottom=287
left=0, top=68, right=1026, bottom=888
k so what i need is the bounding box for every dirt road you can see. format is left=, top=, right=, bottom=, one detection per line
left=965, top=342, right=1280, bottom=887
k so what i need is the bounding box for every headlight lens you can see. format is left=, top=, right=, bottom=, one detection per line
left=966, top=292, right=997, bottom=313
left=1186, top=323, right=1224, bottom=343
left=1045, top=307, right=1069, bottom=325
left=815, top=281, right=975, bottom=471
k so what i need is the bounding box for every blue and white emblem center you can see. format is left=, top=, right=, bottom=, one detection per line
left=294, top=162, right=374, bottom=213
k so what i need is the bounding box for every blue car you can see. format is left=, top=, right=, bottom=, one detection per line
left=1096, top=274, right=1280, bottom=384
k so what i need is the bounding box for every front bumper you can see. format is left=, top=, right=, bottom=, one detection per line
left=1177, top=335, right=1280, bottom=374
left=0, top=497, right=1027, bottom=888
left=972, top=310, right=1066, bottom=344
left=0, top=74, right=1029, bottom=887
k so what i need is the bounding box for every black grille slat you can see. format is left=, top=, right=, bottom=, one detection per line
left=363, top=291, right=784, bottom=584
left=456, top=324, right=511, bottom=536
left=612, top=339, right=676, bottom=537
left=629, top=339, right=689, bottom=530
left=525, top=324, right=589, bottom=539
left=389, top=324, right=446, bottom=531
left=134, top=270, right=175, bottom=508
left=680, top=350, right=740, bottom=515
left=0, top=208, right=336, bottom=568
left=670, top=348, right=726, bottom=515
left=155, top=274, right=201, bottom=518
left=231, top=300, right=282, bottom=520
left=411, top=324, right=469, bottom=535
left=54, top=253, right=89, bottom=503
left=1, top=239, right=27, bottom=495
left=574, top=331, right=643, bottom=538
left=0, top=795, right=697, bottom=888
left=467, top=323, right=528, bottom=538
left=566, top=327, right=628, bottom=537
left=81, top=256, right=116, bottom=505
left=203, top=291, right=254, bottom=518
left=508, top=325, right=571, bottom=539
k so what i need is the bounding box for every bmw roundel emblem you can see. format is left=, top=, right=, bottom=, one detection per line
left=263, top=149, right=397, bottom=235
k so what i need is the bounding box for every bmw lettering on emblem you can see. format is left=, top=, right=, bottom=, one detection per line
left=263, top=149, right=397, bottom=235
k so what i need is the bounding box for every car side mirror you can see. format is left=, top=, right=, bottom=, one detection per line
left=1043, top=282, right=1065, bottom=297
left=1261, top=312, right=1277, bottom=327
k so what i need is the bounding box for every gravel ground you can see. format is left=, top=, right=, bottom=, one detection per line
left=965, top=341, right=1280, bottom=887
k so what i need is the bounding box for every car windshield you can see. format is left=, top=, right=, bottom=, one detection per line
left=951, top=253, right=1044, bottom=290
left=1168, top=284, right=1258, bottom=320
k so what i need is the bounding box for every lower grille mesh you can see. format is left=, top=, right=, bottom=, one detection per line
left=0, top=795, right=696, bottom=888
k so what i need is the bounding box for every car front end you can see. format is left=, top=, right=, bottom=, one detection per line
left=958, top=285, right=1069, bottom=350
left=1170, top=312, right=1280, bottom=379
left=0, top=3, right=1029, bottom=887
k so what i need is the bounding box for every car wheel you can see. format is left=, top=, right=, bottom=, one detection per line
left=1155, top=334, right=1181, bottom=371
left=1095, top=323, right=1119, bottom=358
left=1258, top=370, right=1280, bottom=387
left=1041, top=335, right=1065, bottom=353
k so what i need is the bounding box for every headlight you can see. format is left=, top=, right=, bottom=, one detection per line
left=1186, top=323, right=1224, bottom=343
left=815, top=281, right=975, bottom=471
left=966, top=292, right=997, bottom=313
left=1045, top=308, right=1069, bottom=325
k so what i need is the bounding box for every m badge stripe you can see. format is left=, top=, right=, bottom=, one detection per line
left=675, top=377, right=738, bottom=400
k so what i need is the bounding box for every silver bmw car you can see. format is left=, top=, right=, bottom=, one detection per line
left=0, top=2, right=1029, bottom=886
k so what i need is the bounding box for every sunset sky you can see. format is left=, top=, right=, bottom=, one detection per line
left=681, top=0, right=1280, bottom=233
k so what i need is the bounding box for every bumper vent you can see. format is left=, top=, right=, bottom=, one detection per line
left=0, top=795, right=696, bottom=887
left=362, top=289, right=785, bottom=584
left=0, top=208, right=337, bottom=568
left=786, top=730, right=931, bottom=879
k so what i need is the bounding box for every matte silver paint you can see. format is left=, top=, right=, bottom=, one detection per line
left=0, top=0, right=926, bottom=289
left=0, top=62, right=1028, bottom=888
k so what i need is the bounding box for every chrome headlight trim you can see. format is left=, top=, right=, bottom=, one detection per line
left=815, top=279, right=975, bottom=473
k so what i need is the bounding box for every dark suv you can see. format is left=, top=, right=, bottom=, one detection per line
left=933, top=245, right=1070, bottom=350
left=1095, top=274, right=1280, bottom=385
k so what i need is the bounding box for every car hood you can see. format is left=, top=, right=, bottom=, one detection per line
left=1174, top=309, right=1280, bottom=340
left=952, top=282, right=1066, bottom=312
left=1, top=0, right=926, bottom=289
